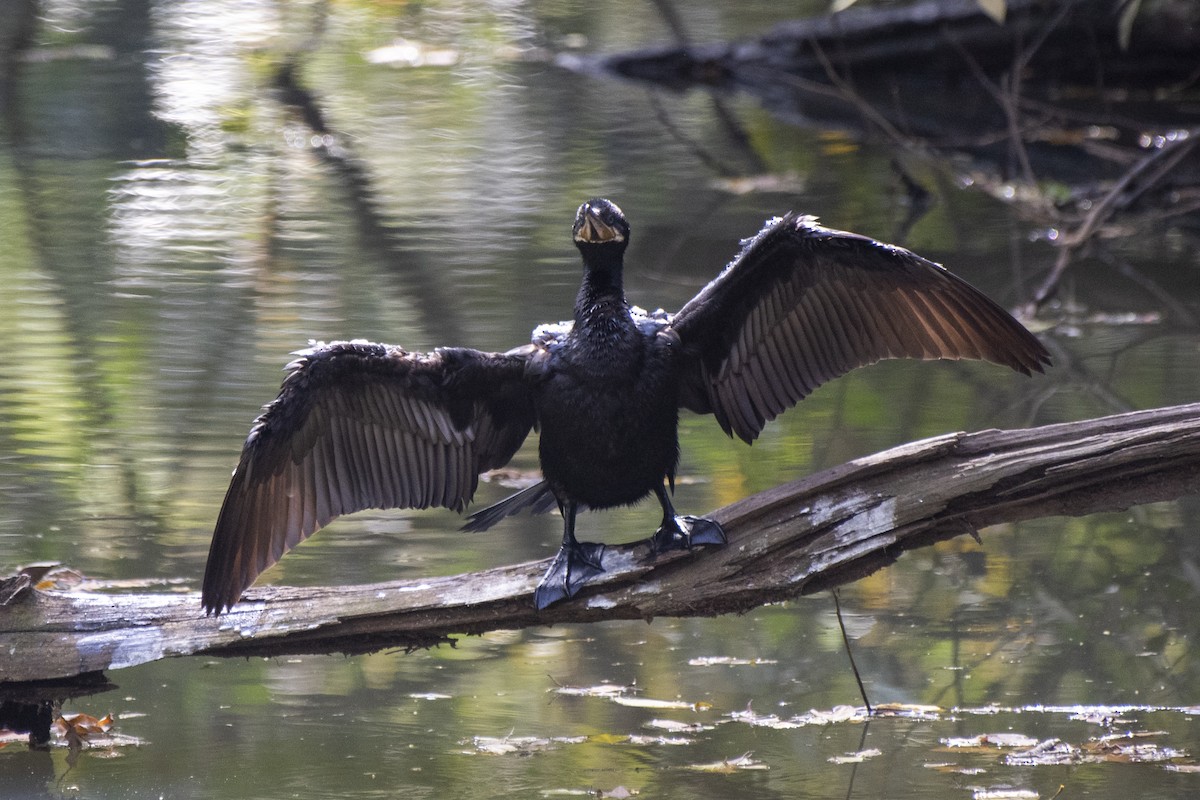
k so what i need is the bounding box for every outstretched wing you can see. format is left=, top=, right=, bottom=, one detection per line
left=201, top=341, right=536, bottom=614
left=670, top=214, right=1051, bottom=443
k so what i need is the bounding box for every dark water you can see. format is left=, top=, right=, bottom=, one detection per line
left=2, top=1, right=1199, bottom=798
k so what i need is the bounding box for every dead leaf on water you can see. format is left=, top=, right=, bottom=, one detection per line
left=925, top=763, right=988, bottom=775
left=0, top=729, right=30, bottom=746
left=1004, top=739, right=1081, bottom=766
left=538, top=786, right=639, bottom=798
left=941, top=733, right=1040, bottom=751
left=872, top=703, right=943, bottom=719
left=610, top=696, right=698, bottom=711
left=687, top=656, right=779, bottom=667
left=55, top=713, right=114, bottom=738
left=1000, top=730, right=1191, bottom=767
left=828, top=748, right=882, bottom=764
left=971, top=789, right=1038, bottom=800
left=799, top=705, right=867, bottom=725
left=49, top=712, right=140, bottom=766
left=468, top=735, right=587, bottom=756
left=1093, top=730, right=1169, bottom=746
left=644, top=719, right=713, bottom=733
left=727, top=708, right=804, bottom=730
left=553, top=684, right=633, bottom=699
left=1084, top=733, right=1188, bottom=764
left=627, top=734, right=693, bottom=746
left=686, top=752, right=768, bottom=773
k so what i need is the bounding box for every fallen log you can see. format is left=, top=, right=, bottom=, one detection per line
left=2, top=402, right=1198, bottom=684
left=591, top=0, right=1200, bottom=91
left=569, top=0, right=1200, bottom=228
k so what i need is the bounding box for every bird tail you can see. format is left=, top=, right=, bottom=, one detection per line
left=461, top=480, right=561, bottom=532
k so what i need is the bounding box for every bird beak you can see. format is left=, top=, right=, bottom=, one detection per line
left=574, top=206, right=625, bottom=244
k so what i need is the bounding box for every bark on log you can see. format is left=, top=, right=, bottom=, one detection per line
left=2, top=402, right=1199, bottom=684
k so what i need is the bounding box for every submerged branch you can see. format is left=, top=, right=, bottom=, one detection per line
left=2, top=402, right=1199, bottom=683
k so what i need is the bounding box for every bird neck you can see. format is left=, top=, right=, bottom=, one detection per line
left=574, top=267, right=634, bottom=335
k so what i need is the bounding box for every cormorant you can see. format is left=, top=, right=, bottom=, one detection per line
left=201, top=199, right=1050, bottom=614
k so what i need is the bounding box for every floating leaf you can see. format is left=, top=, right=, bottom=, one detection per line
left=468, top=735, right=586, bottom=756
left=644, top=719, right=712, bottom=733
left=873, top=703, right=943, bottom=719
left=1092, top=730, right=1170, bottom=747
left=828, top=748, right=882, bottom=764
left=925, top=763, right=988, bottom=775
left=611, top=697, right=695, bottom=710
left=55, top=713, right=114, bottom=739
left=687, top=656, right=778, bottom=667
left=943, top=737, right=985, bottom=749
left=942, top=733, right=1039, bottom=750
left=553, top=684, right=633, bottom=699
left=801, top=705, right=866, bottom=725
left=972, top=790, right=1037, bottom=800
left=1004, top=739, right=1081, bottom=766
left=728, top=708, right=804, bottom=730
left=0, top=729, right=30, bottom=746
left=959, top=705, right=1008, bottom=716
left=627, top=734, right=692, bottom=746
left=686, top=752, right=768, bottom=773
left=1084, top=735, right=1187, bottom=764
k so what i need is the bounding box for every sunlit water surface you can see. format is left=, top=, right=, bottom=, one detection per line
left=2, top=1, right=1199, bottom=798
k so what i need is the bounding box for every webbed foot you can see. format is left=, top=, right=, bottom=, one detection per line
left=534, top=541, right=606, bottom=610
left=648, top=515, right=727, bottom=555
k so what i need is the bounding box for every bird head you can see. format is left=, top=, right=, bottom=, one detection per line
left=573, top=199, right=629, bottom=261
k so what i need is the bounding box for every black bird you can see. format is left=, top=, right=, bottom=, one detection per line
left=201, top=199, right=1050, bottom=614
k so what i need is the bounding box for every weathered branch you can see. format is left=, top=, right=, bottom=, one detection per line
left=2, top=402, right=1199, bottom=684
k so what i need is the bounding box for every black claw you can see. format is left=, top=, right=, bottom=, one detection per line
left=534, top=541, right=606, bottom=609
left=649, top=515, right=728, bottom=555
left=682, top=515, right=727, bottom=547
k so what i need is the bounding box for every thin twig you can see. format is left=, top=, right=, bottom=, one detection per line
left=833, top=589, right=872, bottom=715
left=805, top=36, right=910, bottom=145
left=1031, top=133, right=1198, bottom=307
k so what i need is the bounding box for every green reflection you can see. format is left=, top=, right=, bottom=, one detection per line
left=0, top=0, right=1198, bottom=798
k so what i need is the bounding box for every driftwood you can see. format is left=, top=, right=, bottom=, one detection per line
left=1, top=402, right=1199, bottom=684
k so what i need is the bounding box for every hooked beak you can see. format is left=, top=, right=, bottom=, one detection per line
left=573, top=203, right=625, bottom=244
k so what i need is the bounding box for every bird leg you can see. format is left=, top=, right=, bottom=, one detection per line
left=534, top=501, right=606, bottom=610
left=648, top=484, right=727, bottom=555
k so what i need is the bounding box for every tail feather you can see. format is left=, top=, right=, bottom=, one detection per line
left=461, top=480, right=561, bottom=532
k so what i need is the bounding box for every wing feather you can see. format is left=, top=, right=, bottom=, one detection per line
left=201, top=341, right=536, bottom=614
left=671, top=214, right=1050, bottom=442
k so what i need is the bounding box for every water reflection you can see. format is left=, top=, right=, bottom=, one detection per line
left=1, top=0, right=1199, bottom=798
